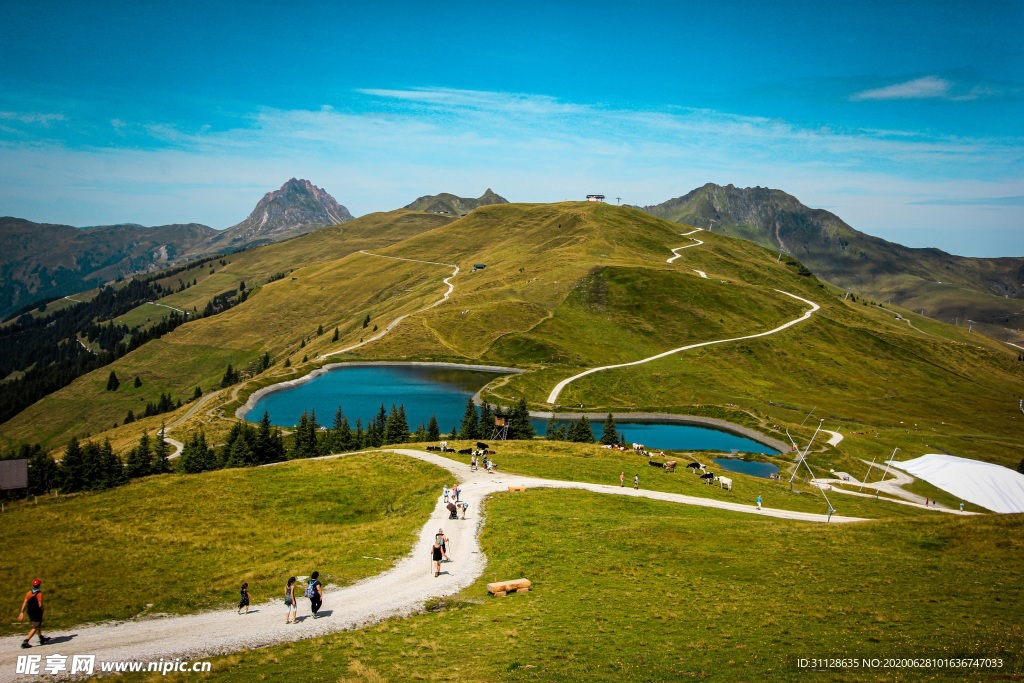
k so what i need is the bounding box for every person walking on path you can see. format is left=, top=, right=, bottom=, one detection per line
left=633, top=474, right=639, bottom=490
left=620, top=472, right=625, bottom=487
left=435, top=528, right=449, bottom=561
left=756, top=495, right=762, bottom=511
left=431, top=541, right=444, bottom=577
left=284, top=577, right=297, bottom=624
left=306, top=571, right=323, bottom=618
left=237, top=582, right=251, bottom=615
left=18, top=579, right=50, bottom=649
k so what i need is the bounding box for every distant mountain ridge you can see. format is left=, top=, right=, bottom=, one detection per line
left=204, top=178, right=352, bottom=251
left=0, top=218, right=216, bottom=319
left=641, top=184, right=1024, bottom=335
left=404, top=189, right=508, bottom=215
left=0, top=179, right=352, bottom=319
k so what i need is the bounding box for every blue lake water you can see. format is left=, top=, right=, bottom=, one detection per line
left=246, top=365, right=506, bottom=431
left=533, top=419, right=778, bottom=454
left=713, top=458, right=780, bottom=478
left=246, top=364, right=778, bottom=454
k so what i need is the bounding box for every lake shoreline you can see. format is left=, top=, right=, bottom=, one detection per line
left=236, top=361, right=525, bottom=421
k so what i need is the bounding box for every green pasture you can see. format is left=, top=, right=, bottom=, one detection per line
left=0, top=453, right=447, bottom=635
left=134, top=489, right=1023, bottom=682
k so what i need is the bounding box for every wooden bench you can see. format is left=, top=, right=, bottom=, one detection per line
left=488, top=578, right=531, bottom=597
left=508, top=485, right=527, bottom=492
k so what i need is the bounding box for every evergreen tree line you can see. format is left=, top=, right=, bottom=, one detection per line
left=457, top=397, right=535, bottom=440
left=545, top=413, right=624, bottom=445
left=123, top=391, right=182, bottom=424
left=177, top=412, right=286, bottom=473
left=1, top=427, right=173, bottom=497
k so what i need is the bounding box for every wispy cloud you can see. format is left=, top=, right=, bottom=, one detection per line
left=0, top=87, right=1021, bottom=256
left=850, top=76, right=1001, bottom=102
left=909, top=195, right=1024, bottom=206
left=0, top=111, right=67, bottom=125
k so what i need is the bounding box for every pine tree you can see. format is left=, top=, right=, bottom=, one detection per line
left=545, top=418, right=566, bottom=441
left=226, top=435, right=255, bottom=468
left=125, top=433, right=153, bottom=479
left=317, top=324, right=324, bottom=336
left=80, top=440, right=102, bottom=490
left=509, top=398, right=535, bottom=440
left=261, top=352, right=271, bottom=371
left=152, top=424, right=170, bottom=473
left=59, top=437, right=85, bottom=493
left=459, top=397, right=480, bottom=439
left=427, top=415, right=441, bottom=441
left=133, top=375, right=142, bottom=388
left=366, top=404, right=387, bottom=447
left=192, top=386, right=203, bottom=400
left=178, top=430, right=218, bottom=474
left=599, top=413, right=619, bottom=445
left=99, top=439, right=126, bottom=488
left=26, top=446, right=58, bottom=495
left=384, top=404, right=403, bottom=444
left=255, top=411, right=285, bottom=463
left=412, top=422, right=428, bottom=441
left=568, top=417, right=595, bottom=443
left=332, top=327, right=339, bottom=342
left=354, top=419, right=365, bottom=450
left=124, top=409, right=136, bottom=424
left=284, top=358, right=291, bottom=368
left=106, top=371, right=120, bottom=391
left=363, top=314, right=371, bottom=328
left=479, top=402, right=494, bottom=435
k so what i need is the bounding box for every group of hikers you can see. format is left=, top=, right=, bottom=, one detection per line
left=239, top=571, right=326, bottom=624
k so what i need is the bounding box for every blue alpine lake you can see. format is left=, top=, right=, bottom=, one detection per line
left=712, top=458, right=780, bottom=478
left=246, top=364, right=778, bottom=454
left=532, top=419, right=778, bottom=454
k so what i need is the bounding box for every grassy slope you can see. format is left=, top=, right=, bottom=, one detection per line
left=0, top=452, right=447, bottom=636
left=0, top=212, right=454, bottom=449
left=5, top=203, right=1022, bottom=475
left=146, top=489, right=1023, bottom=682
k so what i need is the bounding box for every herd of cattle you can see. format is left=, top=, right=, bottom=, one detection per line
left=630, top=442, right=734, bottom=491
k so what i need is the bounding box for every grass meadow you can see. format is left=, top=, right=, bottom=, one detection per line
left=0, top=453, right=447, bottom=636
left=121, top=488, right=1023, bottom=682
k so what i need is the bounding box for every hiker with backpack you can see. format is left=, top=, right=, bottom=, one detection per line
left=435, top=528, right=449, bottom=561
left=18, top=579, right=50, bottom=649
left=305, top=571, right=323, bottom=617
left=284, top=577, right=297, bottom=624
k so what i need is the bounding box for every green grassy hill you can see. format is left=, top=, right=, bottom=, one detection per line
left=642, top=183, right=1024, bottom=342
left=2, top=202, right=1022, bottom=474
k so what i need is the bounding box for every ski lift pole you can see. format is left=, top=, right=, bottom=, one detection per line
left=788, top=420, right=824, bottom=491
left=875, top=447, right=899, bottom=499
left=859, top=454, right=878, bottom=492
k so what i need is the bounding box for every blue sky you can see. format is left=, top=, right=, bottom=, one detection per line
left=1, top=0, right=1021, bottom=256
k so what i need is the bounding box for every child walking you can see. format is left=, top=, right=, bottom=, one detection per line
left=238, top=582, right=251, bottom=614
left=284, top=577, right=297, bottom=624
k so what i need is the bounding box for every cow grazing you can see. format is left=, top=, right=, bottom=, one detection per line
left=686, top=462, right=703, bottom=470
left=719, top=476, right=733, bottom=491
left=700, top=472, right=716, bottom=484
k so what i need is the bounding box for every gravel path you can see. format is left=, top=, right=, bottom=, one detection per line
left=546, top=290, right=820, bottom=404
left=0, top=448, right=860, bottom=681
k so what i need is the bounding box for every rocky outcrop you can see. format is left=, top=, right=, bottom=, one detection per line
left=206, top=178, right=352, bottom=251
left=404, top=189, right=508, bottom=216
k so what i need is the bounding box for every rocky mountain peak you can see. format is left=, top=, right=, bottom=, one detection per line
left=209, top=179, right=353, bottom=250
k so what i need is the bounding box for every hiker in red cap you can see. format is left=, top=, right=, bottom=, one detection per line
left=18, top=579, right=50, bottom=649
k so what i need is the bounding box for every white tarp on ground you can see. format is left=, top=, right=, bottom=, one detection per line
left=890, top=454, right=1024, bottom=514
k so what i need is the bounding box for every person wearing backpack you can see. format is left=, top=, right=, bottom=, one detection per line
left=305, top=571, right=323, bottom=617
left=18, top=579, right=50, bottom=649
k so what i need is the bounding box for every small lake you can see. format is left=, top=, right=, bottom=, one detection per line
left=713, top=458, right=780, bottom=479
left=533, top=419, right=778, bottom=454
left=246, top=364, right=778, bottom=454
left=246, top=364, right=507, bottom=431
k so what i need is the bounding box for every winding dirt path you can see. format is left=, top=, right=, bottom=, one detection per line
left=322, top=252, right=458, bottom=359
left=0, top=448, right=859, bottom=681
left=546, top=291, right=820, bottom=404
